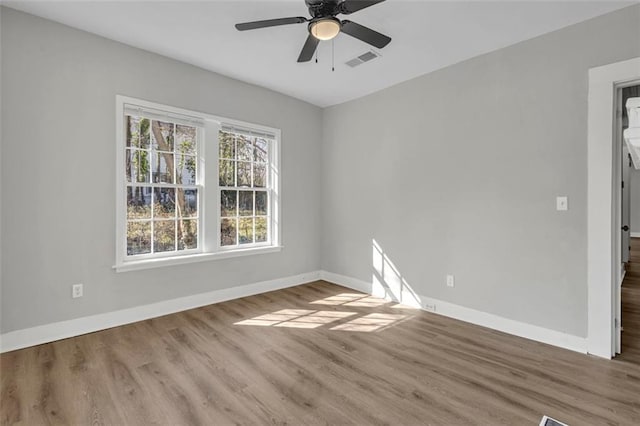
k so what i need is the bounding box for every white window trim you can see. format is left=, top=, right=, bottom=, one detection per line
left=215, top=129, right=276, bottom=252
left=114, top=95, right=281, bottom=272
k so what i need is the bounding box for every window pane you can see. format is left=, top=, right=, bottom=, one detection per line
left=140, top=118, right=151, bottom=148
left=221, top=190, right=237, bottom=216
left=154, top=188, right=175, bottom=218
left=219, top=160, right=235, bottom=186
left=239, top=191, right=253, bottom=216
left=221, top=218, right=237, bottom=246
left=127, top=186, right=152, bottom=219
left=253, top=163, right=266, bottom=188
left=154, top=220, right=176, bottom=252
left=255, top=217, right=267, bottom=243
left=237, top=162, right=251, bottom=187
left=177, top=188, right=197, bottom=218
left=127, top=221, right=151, bottom=255
left=255, top=191, right=267, bottom=216
left=178, top=219, right=197, bottom=250
left=153, top=152, right=174, bottom=184
left=239, top=218, right=254, bottom=244
left=126, top=149, right=150, bottom=183
left=152, top=120, right=174, bottom=151
left=237, top=136, right=253, bottom=161
left=254, top=138, right=268, bottom=163
left=176, top=125, right=196, bottom=155
left=127, top=116, right=140, bottom=148
left=123, top=105, right=275, bottom=259
left=176, top=154, right=196, bottom=185
left=219, top=132, right=235, bottom=159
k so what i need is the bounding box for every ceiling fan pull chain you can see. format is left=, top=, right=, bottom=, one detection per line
left=332, top=39, right=335, bottom=72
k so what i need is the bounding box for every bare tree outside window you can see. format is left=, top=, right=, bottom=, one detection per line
left=218, top=130, right=270, bottom=247
left=125, top=114, right=198, bottom=256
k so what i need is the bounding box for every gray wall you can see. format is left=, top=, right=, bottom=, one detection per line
left=321, top=5, right=640, bottom=337
left=3, top=5, right=640, bottom=339
left=0, top=8, right=323, bottom=333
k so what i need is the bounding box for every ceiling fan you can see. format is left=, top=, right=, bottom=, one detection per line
left=235, top=0, right=391, bottom=63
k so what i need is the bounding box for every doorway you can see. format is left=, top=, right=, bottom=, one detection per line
left=619, top=84, right=640, bottom=356
left=587, top=56, right=640, bottom=359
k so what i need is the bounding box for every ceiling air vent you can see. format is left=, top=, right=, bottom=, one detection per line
left=345, top=50, right=380, bottom=68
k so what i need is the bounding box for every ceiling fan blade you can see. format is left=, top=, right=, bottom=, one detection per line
left=235, top=17, right=307, bottom=31
left=340, top=20, right=391, bottom=49
left=339, top=0, right=386, bottom=15
left=297, top=34, right=320, bottom=63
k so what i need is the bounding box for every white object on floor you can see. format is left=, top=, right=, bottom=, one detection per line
left=539, top=415, right=569, bottom=426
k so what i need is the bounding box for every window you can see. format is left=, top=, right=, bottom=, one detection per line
left=219, top=128, right=271, bottom=248
left=125, top=114, right=200, bottom=256
left=115, top=97, right=280, bottom=271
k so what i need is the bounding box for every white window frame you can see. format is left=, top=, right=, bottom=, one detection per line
left=217, top=127, right=275, bottom=252
left=115, top=96, right=281, bottom=272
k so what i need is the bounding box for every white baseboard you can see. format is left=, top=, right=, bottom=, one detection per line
left=1, top=270, right=588, bottom=355
left=320, top=271, right=587, bottom=354
left=0, top=271, right=321, bottom=353
left=321, top=270, right=373, bottom=294
left=631, top=232, right=640, bottom=238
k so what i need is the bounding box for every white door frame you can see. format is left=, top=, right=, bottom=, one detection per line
left=587, top=57, right=640, bottom=359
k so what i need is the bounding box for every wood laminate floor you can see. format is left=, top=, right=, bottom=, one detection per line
left=2, top=280, right=640, bottom=425
left=621, top=238, right=640, bottom=360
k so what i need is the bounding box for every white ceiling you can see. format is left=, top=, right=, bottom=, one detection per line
left=3, top=1, right=635, bottom=107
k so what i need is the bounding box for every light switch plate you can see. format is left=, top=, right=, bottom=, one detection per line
left=446, top=275, right=455, bottom=287
left=556, top=196, right=568, bottom=211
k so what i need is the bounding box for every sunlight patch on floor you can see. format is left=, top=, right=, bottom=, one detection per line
left=310, top=292, right=389, bottom=307
left=330, top=313, right=408, bottom=332
left=310, top=293, right=364, bottom=305
left=234, top=303, right=412, bottom=332
left=235, top=309, right=356, bottom=329
left=273, top=310, right=356, bottom=329
left=344, top=296, right=389, bottom=307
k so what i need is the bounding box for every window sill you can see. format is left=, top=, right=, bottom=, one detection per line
left=114, top=246, right=283, bottom=273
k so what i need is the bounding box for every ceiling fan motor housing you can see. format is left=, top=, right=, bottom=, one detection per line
left=306, top=0, right=341, bottom=18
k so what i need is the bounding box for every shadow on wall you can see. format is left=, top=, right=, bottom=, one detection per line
left=372, top=239, right=422, bottom=308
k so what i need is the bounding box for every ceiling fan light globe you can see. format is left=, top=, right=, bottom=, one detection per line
left=310, top=18, right=341, bottom=41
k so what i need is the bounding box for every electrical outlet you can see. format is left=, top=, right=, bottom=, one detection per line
left=72, top=283, right=83, bottom=298
left=423, top=303, right=436, bottom=312
left=446, top=274, right=455, bottom=287
left=556, top=196, right=568, bottom=211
